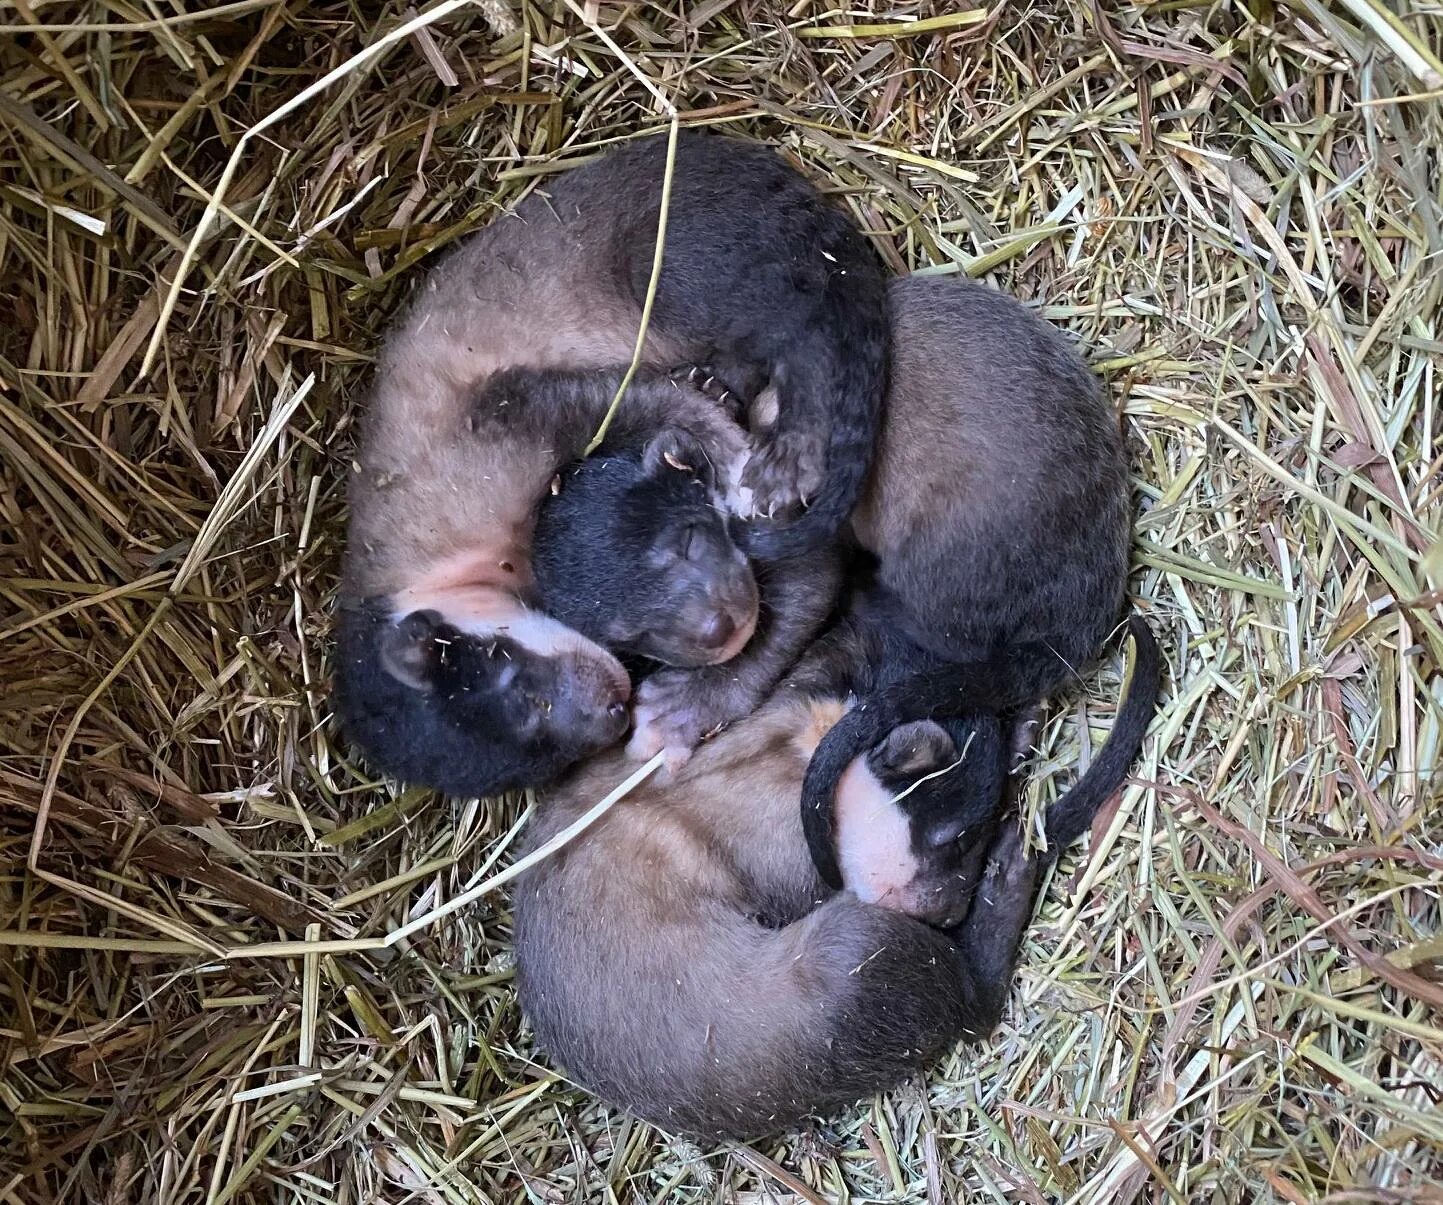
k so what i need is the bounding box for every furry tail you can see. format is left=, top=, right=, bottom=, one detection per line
left=1041, top=615, right=1161, bottom=850
left=801, top=617, right=1161, bottom=887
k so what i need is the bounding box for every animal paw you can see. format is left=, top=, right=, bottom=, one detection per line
left=648, top=409, right=748, bottom=493
left=626, top=668, right=743, bottom=771
left=643, top=425, right=711, bottom=479
left=741, top=427, right=826, bottom=519
left=1008, top=704, right=1044, bottom=775
left=667, top=364, right=747, bottom=422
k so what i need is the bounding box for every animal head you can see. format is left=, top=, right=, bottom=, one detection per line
left=834, top=715, right=1007, bottom=928
left=532, top=439, right=760, bottom=668
left=333, top=600, right=631, bottom=798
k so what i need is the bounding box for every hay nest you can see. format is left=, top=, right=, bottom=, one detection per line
left=2, top=1, right=1440, bottom=1201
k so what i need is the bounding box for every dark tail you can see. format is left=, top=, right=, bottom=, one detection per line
left=1041, top=615, right=1161, bottom=851
left=800, top=618, right=1162, bottom=888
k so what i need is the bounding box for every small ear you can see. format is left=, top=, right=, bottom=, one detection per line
left=871, top=720, right=958, bottom=777
left=379, top=610, right=443, bottom=692
left=643, top=428, right=713, bottom=486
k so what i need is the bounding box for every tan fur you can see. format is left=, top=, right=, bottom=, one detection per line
left=848, top=301, right=1014, bottom=555
left=833, top=758, right=919, bottom=908
left=515, top=685, right=991, bottom=1138
left=345, top=207, right=692, bottom=606
left=792, top=698, right=849, bottom=760
left=847, top=278, right=1119, bottom=577
left=542, top=692, right=831, bottom=911
left=520, top=693, right=844, bottom=1118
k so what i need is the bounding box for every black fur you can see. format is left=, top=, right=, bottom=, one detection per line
left=862, top=712, right=1009, bottom=928
left=591, top=132, right=889, bottom=559
left=532, top=445, right=755, bottom=667
left=531, top=443, right=846, bottom=755
left=333, top=601, right=628, bottom=798
left=471, top=131, right=888, bottom=557
left=1041, top=616, right=1161, bottom=847
left=866, top=712, right=1007, bottom=850
left=802, top=613, right=1162, bottom=887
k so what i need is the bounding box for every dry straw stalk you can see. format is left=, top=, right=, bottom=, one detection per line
left=1, top=1, right=1440, bottom=1202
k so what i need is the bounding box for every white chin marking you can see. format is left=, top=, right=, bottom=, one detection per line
left=833, top=759, right=919, bottom=903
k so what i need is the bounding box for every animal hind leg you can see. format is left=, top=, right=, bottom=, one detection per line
left=946, top=821, right=1040, bottom=1040
left=474, top=365, right=748, bottom=482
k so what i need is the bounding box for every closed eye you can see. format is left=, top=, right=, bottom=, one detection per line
left=681, top=523, right=704, bottom=562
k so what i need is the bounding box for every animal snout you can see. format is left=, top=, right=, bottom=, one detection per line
left=875, top=880, right=974, bottom=930
left=596, top=670, right=633, bottom=723
left=567, top=681, right=632, bottom=747
left=694, top=611, right=737, bottom=651
left=558, top=655, right=632, bottom=740
left=932, top=899, right=973, bottom=930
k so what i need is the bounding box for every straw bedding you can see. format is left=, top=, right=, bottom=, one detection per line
left=1, top=1, right=1440, bottom=1201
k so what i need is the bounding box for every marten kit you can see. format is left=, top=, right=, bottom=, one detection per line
left=335, top=130, right=886, bottom=799
left=335, top=133, right=1162, bottom=1139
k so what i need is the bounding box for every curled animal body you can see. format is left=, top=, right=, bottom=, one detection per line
left=335, top=131, right=887, bottom=798
left=798, top=274, right=1149, bottom=885
left=513, top=619, right=1159, bottom=1140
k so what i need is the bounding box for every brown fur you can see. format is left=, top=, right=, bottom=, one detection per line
left=344, top=223, right=694, bottom=606
left=514, top=681, right=1038, bottom=1139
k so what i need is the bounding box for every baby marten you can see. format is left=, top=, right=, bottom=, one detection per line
left=527, top=275, right=1145, bottom=875
left=513, top=619, right=1159, bottom=1140
left=335, top=131, right=886, bottom=798
left=532, top=446, right=842, bottom=766
left=797, top=273, right=1139, bottom=885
